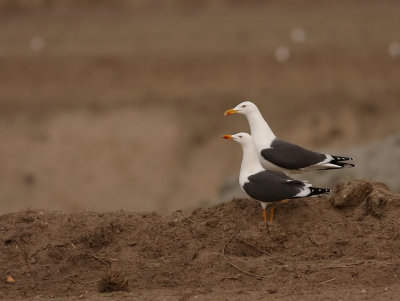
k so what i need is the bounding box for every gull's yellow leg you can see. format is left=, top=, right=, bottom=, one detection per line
left=281, top=199, right=290, bottom=203
left=269, top=205, right=275, bottom=223
left=263, top=208, right=267, bottom=223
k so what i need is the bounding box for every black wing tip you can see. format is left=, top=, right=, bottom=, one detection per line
left=330, top=156, right=354, bottom=169
left=309, top=187, right=331, bottom=196
left=332, top=155, right=354, bottom=161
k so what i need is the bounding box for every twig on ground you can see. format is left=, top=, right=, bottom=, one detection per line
left=235, top=237, right=285, bottom=265
left=222, top=232, right=240, bottom=255
left=318, top=278, right=335, bottom=284
left=222, top=275, right=241, bottom=280
left=324, top=261, right=364, bottom=269
left=70, top=243, right=112, bottom=266
left=176, top=211, right=196, bottom=224
left=220, top=252, right=268, bottom=279
left=63, top=276, right=81, bottom=286
left=307, top=236, right=320, bottom=246
left=184, top=216, right=196, bottom=224
left=220, top=232, right=269, bottom=279
left=59, top=274, right=100, bottom=286
left=235, top=237, right=272, bottom=255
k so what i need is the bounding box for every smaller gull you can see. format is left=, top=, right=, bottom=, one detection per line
left=222, top=133, right=331, bottom=222
left=225, top=101, right=355, bottom=173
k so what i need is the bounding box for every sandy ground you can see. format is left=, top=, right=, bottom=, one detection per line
left=0, top=1, right=400, bottom=213
left=1, top=180, right=400, bottom=300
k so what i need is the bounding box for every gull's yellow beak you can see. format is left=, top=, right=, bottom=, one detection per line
left=224, top=109, right=238, bottom=116
left=222, top=134, right=234, bottom=140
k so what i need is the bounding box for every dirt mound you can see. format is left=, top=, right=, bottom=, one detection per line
left=1, top=180, right=400, bottom=300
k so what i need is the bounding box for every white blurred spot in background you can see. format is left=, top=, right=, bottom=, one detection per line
left=274, top=46, right=290, bottom=63
left=290, top=27, right=307, bottom=43
left=30, top=36, right=45, bottom=52
left=388, top=41, right=400, bottom=58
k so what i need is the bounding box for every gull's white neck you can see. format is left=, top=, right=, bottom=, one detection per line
left=239, top=140, right=265, bottom=186
left=246, top=110, right=276, bottom=148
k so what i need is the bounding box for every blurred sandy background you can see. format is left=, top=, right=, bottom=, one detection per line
left=0, top=0, right=399, bottom=213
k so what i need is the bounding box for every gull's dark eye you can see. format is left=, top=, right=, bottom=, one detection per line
left=242, top=105, right=246, bottom=108
left=238, top=135, right=242, bottom=138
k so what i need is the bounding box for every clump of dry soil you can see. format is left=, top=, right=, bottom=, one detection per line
left=1, top=180, right=400, bottom=300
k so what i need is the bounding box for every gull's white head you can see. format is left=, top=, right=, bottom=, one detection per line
left=221, top=132, right=253, bottom=145
left=224, top=101, right=259, bottom=116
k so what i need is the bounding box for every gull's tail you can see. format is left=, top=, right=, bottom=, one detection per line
left=330, top=155, right=355, bottom=168
left=307, top=187, right=332, bottom=197
left=294, top=186, right=331, bottom=198
left=316, top=155, right=355, bottom=170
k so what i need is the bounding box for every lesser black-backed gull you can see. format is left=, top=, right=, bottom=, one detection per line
left=224, top=101, right=355, bottom=173
left=222, top=133, right=331, bottom=222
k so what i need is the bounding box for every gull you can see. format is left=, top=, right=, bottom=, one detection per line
left=225, top=101, right=355, bottom=173
left=222, top=133, right=331, bottom=222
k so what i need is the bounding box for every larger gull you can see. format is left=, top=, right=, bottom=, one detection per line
left=224, top=101, right=355, bottom=173
left=222, top=133, right=331, bottom=222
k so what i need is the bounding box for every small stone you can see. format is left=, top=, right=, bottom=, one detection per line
left=365, top=190, right=387, bottom=218
left=39, top=222, right=48, bottom=229
left=206, top=218, right=218, bottom=227
left=330, top=181, right=372, bottom=208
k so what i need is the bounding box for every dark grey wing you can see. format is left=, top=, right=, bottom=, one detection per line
left=243, top=170, right=305, bottom=203
left=261, top=139, right=326, bottom=169
left=261, top=169, right=305, bottom=185
left=263, top=169, right=292, bottom=180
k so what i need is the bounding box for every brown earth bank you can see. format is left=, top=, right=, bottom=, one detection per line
left=1, top=180, right=400, bottom=300
left=1, top=0, right=400, bottom=214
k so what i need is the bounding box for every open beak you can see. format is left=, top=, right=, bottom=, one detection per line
left=224, top=109, right=238, bottom=116
left=222, top=134, right=234, bottom=140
